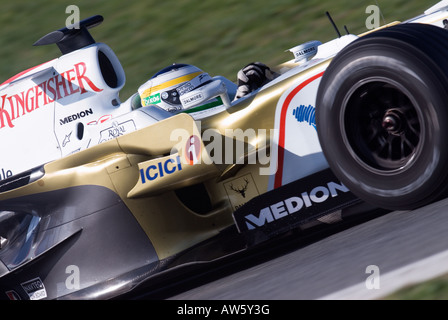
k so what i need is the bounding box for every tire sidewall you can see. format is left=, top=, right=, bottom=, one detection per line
left=317, top=40, right=448, bottom=209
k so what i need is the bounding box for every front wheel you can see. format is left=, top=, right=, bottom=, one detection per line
left=316, top=23, right=448, bottom=210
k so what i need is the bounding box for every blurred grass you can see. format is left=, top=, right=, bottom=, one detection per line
left=0, top=0, right=445, bottom=300
left=0, top=0, right=436, bottom=99
left=384, top=274, right=448, bottom=300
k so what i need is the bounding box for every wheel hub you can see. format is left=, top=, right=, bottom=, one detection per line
left=382, top=109, right=404, bottom=135
left=343, top=81, right=421, bottom=171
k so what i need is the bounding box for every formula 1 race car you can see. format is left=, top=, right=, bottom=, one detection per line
left=2, top=1, right=448, bottom=300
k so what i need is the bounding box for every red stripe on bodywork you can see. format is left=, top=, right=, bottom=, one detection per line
left=274, top=71, right=324, bottom=189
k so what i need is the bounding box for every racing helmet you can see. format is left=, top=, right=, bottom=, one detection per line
left=138, top=63, right=213, bottom=113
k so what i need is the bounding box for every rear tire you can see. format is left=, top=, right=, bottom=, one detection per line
left=316, top=23, right=448, bottom=210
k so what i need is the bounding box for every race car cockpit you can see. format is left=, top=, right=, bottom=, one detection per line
left=135, top=63, right=234, bottom=113
left=131, top=61, right=278, bottom=115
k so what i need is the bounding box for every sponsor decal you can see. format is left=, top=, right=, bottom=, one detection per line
left=62, top=132, right=72, bottom=147
left=292, top=104, right=316, bottom=130
left=176, top=81, right=195, bottom=96
left=143, top=93, right=161, bottom=105
left=177, top=73, right=210, bottom=97
left=295, top=46, right=317, bottom=57
left=233, top=169, right=360, bottom=234
left=185, top=135, right=201, bottom=165
left=181, top=92, right=203, bottom=107
left=5, top=290, right=21, bottom=300
left=99, top=120, right=136, bottom=143
left=0, top=62, right=102, bottom=130
left=87, top=114, right=113, bottom=125
left=244, top=181, right=348, bottom=230
left=20, top=277, right=47, bottom=300
left=230, top=178, right=250, bottom=198
left=59, top=108, right=93, bottom=125
left=98, top=114, right=112, bottom=124
left=224, top=174, right=260, bottom=211
left=139, top=155, right=182, bottom=183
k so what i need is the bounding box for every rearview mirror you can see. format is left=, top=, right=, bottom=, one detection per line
left=180, top=79, right=231, bottom=110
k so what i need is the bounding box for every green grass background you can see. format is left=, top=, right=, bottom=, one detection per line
left=1, top=0, right=445, bottom=299
left=0, top=0, right=437, bottom=100
left=385, top=274, right=448, bottom=300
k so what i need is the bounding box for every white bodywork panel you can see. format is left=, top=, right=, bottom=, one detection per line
left=0, top=42, right=158, bottom=177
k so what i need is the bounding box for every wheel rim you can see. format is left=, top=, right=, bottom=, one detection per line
left=342, top=79, right=422, bottom=173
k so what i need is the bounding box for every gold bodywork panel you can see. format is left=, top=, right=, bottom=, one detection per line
left=0, top=114, right=232, bottom=259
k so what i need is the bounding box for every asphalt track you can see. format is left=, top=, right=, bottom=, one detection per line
left=164, top=197, right=448, bottom=300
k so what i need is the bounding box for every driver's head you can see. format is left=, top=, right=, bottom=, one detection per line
left=138, top=63, right=212, bottom=113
